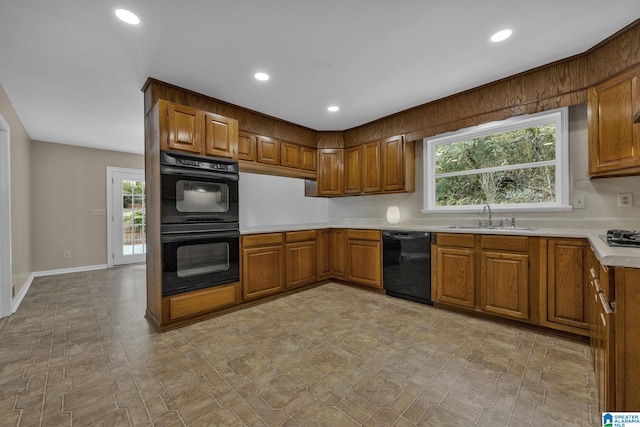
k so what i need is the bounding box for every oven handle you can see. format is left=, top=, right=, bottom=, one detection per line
left=160, top=166, right=239, bottom=181
left=161, top=230, right=240, bottom=242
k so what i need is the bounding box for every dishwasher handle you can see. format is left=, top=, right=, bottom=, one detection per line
left=382, top=230, right=431, bottom=241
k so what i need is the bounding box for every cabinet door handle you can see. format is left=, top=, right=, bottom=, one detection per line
left=594, top=278, right=604, bottom=293
left=589, top=267, right=597, bottom=280
left=599, top=293, right=614, bottom=314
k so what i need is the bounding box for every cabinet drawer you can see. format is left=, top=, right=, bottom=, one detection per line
left=481, top=235, right=528, bottom=251
left=167, top=284, right=237, bottom=320
left=436, top=233, right=475, bottom=248
left=286, top=230, right=317, bottom=243
left=346, top=229, right=380, bottom=241
left=242, top=233, right=283, bottom=247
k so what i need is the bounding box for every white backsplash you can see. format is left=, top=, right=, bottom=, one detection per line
left=239, top=172, right=330, bottom=230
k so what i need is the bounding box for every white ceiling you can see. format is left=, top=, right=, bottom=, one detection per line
left=0, top=1, right=639, bottom=155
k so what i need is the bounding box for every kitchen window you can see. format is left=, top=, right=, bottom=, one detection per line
left=423, top=107, right=570, bottom=213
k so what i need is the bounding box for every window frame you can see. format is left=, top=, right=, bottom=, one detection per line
left=422, top=107, right=571, bottom=213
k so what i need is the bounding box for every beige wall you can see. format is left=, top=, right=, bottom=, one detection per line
left=329, top=104, right=640, bottom=230
left=31, top=141, right=143, bottom=271
left=0, top=83, right=32, bottom=298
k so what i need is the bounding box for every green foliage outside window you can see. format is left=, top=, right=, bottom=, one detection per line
left=434, top=125, right=557, bottom=207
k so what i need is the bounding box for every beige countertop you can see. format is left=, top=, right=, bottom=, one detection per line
left=240, top=222, right=640, bottom=269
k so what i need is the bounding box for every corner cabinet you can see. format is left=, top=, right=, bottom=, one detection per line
left=158, top=99, right=238, bottom=158
left=317, top=149, right=344, bottom=196
left=313, top=137, right=415, bottom=197
left=588, top=66, right=640, bottom=177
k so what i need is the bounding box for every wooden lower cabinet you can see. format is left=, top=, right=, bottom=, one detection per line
left=542, top=238, right=590, bottom=335
left=480, top=251, right=529, bottom=320
left=285, top=230, right=317, bottom=289
left=346, top=229, right=382, bottom=288
left=434, top=234, right=532, bottom=322
left=434, top=245, right=475, bottom=309
left=163, top=282, right=240, bottom=322
left=317, top=229, right=331, bottom=280
left=330, top=229, right=347, bottom=278
left=614, top=267, right=640, bottom=411
left=241, top=233, right=285, bottom=300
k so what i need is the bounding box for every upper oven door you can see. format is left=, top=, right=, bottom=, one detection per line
left=161, top=166, right=239, bottom=224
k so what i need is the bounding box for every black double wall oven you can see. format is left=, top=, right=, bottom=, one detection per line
left=160, top=151, right=240, bottom=296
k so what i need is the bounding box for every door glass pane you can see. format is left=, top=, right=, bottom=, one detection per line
left=122, top=179, right=146, bottom=256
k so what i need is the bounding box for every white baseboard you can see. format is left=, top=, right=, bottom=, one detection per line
left=12, top=264, right=108, bottom=313
left=11, top=273, right=34, bottom=313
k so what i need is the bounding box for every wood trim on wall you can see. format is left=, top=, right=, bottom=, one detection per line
left=142, top=80, right=318, bottom=148
left=343, top=18, right=640, bottom=145
left=143, top=19, right=640, bottom=149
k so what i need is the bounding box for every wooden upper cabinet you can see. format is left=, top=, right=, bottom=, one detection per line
left=237, top=131, right=257, bottom=162
left=317, top=149, right=343, bottom=196
left=344, top=146, right=362, bottom=194
left=164, top=102, right=203, bottom=154
left=543, top=238, right=590, bottom=335
left=381, top=136, right=404, bottom=191
left=361, top=141, right=381, bottom=193
left=588, top=66, right=640, bottom=176
left=280, top=142, right=301, bottom=169
left=300, top=146, right=317, bottom=171
left=257, top=136, right=280, bottom=165
left=203, top=112, right=238, bottom=159
left=158, top=100, right=238, bottom=158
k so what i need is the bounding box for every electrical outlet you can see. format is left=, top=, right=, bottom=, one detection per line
left=63, top=250, right=71, bottom=259
left=618, top=193, right=633, bottom=208
left=573, top=195, right=585, bottom=209
left=90, top=208, right=106, bottom=216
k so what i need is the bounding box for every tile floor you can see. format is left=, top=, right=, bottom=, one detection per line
left=0, top=265, right=599, bottom=426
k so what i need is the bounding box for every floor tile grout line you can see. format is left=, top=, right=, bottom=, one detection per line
left=97, top=276, right=158, bottom=427
left=32, top=278, right=62, bottom=427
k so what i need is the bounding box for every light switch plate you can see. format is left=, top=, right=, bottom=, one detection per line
left=91, top=208, right=106, bottom=216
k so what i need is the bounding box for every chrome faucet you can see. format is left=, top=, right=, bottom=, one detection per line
left=483, top=203, right=492, bottom=226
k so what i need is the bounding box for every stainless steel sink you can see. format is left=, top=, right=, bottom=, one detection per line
left=444, top=225, right=537, bottom=231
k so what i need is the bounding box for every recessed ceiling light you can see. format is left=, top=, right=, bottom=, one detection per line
left=491, top=29, right=512, bottom=43
left=254, top=72, right=270, bottom=81
left=115, top=9, right=140, bottom=25
left=327, top=106, right=340, bottom=112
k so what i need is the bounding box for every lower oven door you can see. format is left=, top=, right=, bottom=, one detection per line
left=161, top=229, right=240, bottom=296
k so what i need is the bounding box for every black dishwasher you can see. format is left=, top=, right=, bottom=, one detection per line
left=382, top=230, right=432, bottom=305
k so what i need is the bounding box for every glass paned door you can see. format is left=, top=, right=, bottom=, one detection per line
left=113, top=171, right=146, bottom=265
